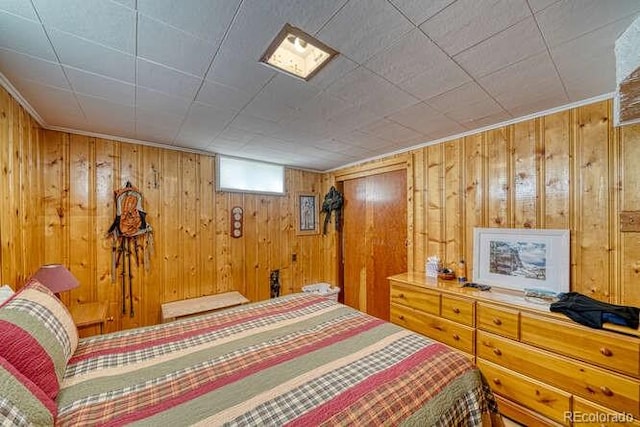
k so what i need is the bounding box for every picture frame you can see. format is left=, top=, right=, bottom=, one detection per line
left=296, top=192, right=319, bottom=235
left=472, top=228, right=570, bottom=294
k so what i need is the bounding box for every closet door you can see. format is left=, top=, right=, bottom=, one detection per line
left=342, top=169, right=407, bottom=321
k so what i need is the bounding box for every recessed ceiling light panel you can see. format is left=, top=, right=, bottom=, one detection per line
left=260, top=24, right=338, bottom=81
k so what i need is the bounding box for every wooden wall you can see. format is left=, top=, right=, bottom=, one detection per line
left=333, top=100, right=640, bottom=306
left=0, top=87, right=337, bottom=333
left=0, top=87, right=45, bottom=288
left=4, top=81, right=640, bottom=331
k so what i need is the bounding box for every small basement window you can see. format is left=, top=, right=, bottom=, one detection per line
left=216, top=155, right=285, bottom=195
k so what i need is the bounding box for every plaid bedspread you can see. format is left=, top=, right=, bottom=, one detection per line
left=56, top=294, right=501, bottom=426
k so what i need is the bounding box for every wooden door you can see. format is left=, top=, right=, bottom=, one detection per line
left=342, top=169, right=407, bottom=320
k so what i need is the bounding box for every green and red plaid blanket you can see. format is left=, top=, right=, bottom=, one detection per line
left=56, top=294, right=501, bottom=426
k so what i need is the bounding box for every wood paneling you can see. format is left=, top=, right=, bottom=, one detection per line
left=3, top=82, right=640, bottom=331
left=0, top=87, right=332, bottom=333
left=335, top=99, right=640, bottom=306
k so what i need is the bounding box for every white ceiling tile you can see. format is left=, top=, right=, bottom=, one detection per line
left=0, top=11, right=57, bottom=61
left=10, top=78, right=84, bottom=123
left=206, top=46, right=275, bottom=94
left=136, top=86, right=192, bottom=117
left=136, top=108, right=184, bottom=130
left=196, top=80, right=252, bottom=111
left=33, top=0, right=135, bottom=53
left=420, top=0, right=531, bottom=56
left=389, top=0, right=455, bottom=25
left=243, top=91, right=297, bottom=122
left=262, top=75, right=321, bottom=109
left=326, top=104, right=380, bottom=134
left=325, top=67, right=419, bottom=117
left=176, top=104, right=237, bottom=147
left=136, top=58, right=202, bottom=100
left=84, top=118, right=136, bottom=138
left=111, top=0, right=135, bottom=9
left=137, top=15, right=216, bottom=77
left=0, top=48, right=67, bottom=89
left=359, top=118, right=425, bottom=143
left=426, top=82, right=506, bottom=123
left=307, top=55, right=358, bottom=90
left=49, top=29, right=135, bottom=82
left=295, top=92, right=354, bottom=121
left=387, top=102, right=465, bottom=135
left=454, top=17, right=547, bottom=78
left=457, top=110, right=512, bottom=130
left=229, top=113, right=283, bottom=136
left=338, top=130, right=394, bottom=150
left=479, top=52, right=568, bottom=112
left=506, top=92, right=570, bottom=118
left=216, top=2, right=285, bottom=62
left=536, top=0, right=640, bottom=47
left=365, top=29, right=451, bottom=84
left=268, top=0, right=347, bottom=37
left=318, top=0, right=414, bottom=63
left=215, top=127, right=257, bottom=144
left=0, top=0, right=38, bottom=20
left=527, top=0, right=562, bottom=13
left=135, top=122, right=178, bottom=145
left=137, top=0, right=240, bottom=44
left=64, top=66, right=134, bottom=105
left=77, top=94, right=134, bottom=123
left=551, top=16, right=636, bottom=101
left=396, top=57, right=471, bottom=100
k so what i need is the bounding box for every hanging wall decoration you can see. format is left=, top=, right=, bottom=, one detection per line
left=107, top=181, right=154, bottom=317
left=321, top=186, right=343, bottom=235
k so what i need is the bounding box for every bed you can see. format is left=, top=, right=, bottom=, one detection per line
left=0, top=281, right=503, bottom=426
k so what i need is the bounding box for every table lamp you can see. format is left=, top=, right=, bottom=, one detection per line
left=30, top=264, right=79, bottom=296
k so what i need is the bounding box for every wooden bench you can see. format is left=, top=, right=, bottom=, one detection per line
left=161, top=291, right=249, bottom=323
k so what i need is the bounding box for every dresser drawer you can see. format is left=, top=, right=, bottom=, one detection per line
left=572, top=397, right=640, bottom=426
left=476, top=303, right=519, bottom=339
left=521, top=313, right=640, bottom=378
left=477, top=359, right=571, bottom=425
left=390, top=282, right=440, bottom=315
left=390, top=303, right=474, bottom=353
left=441, top=295, right=474, bottom=326
left=477, top=330, right=640, bottom=417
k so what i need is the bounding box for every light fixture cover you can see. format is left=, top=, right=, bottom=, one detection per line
left=31, top=264, right=80, bottom=294
left=260, top=24, right=338, bottom=80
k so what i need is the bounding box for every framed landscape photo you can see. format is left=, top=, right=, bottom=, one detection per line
left=296, top=192, right=319, bottom=235
left=472, top=228, right=570, bottom=293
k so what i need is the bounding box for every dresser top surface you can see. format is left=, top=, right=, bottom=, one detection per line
left=389, top=272, right=640, bottom=338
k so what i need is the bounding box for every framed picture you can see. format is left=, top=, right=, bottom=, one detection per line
left=296, top=192, right=319, bottom=235
left=472, top=228, right=570, bottom=293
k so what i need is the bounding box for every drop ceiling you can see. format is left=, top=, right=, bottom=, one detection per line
left=1, top=0, right=639, bottom=171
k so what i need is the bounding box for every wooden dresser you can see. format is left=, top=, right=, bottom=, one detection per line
left=389, top=272, right=640, bottom=426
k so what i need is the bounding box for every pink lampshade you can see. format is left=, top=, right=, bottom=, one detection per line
left=31, top=264, right=80, bottom=294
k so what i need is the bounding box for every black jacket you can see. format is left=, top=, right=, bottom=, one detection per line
left=550, top=292, right=639, bottom=329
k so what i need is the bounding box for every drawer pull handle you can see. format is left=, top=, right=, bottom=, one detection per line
left=398, top=293, right=405, bottom=298
left=599, top=347, right=612, bottom=357
left=398, top=315, right=405, bottom=321
left=433, top=324, right=443, bottom=331
left=600, top=386, right=613, bottom=397
left=492, top=378, right=501, bottom=385
left=493, top=348, right=502, bottom=356
left=452, top=334, right=460, bottom=341
left=452, top=307, right=460, bottom=314
left=492, top=318, right=502, bottom=326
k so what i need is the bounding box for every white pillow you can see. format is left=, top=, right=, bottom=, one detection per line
left=0, top=285, right=14, bottom=304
